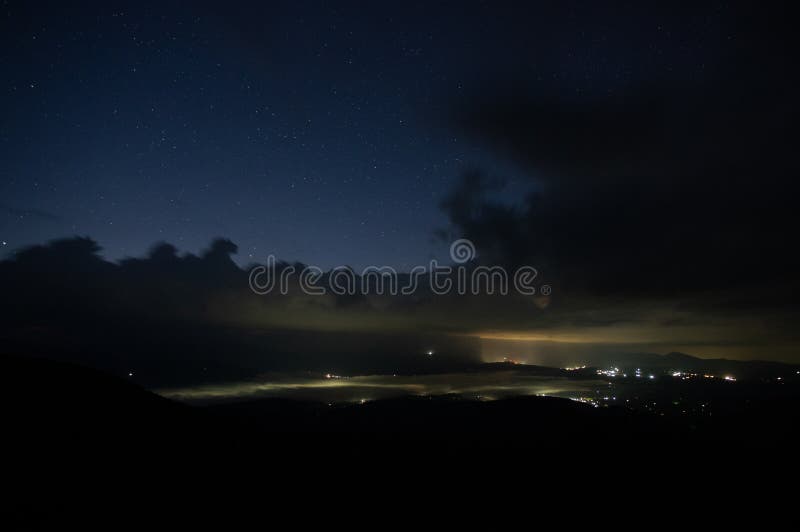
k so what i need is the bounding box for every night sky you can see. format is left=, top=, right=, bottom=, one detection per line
left=2, top=1, right=798, bottom=363
left=2, top=1, right=543, bottom=268
left=2, top=1, right=732, bottom=268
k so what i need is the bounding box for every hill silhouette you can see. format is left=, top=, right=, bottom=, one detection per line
left=5, top=351, right=800, bottom=524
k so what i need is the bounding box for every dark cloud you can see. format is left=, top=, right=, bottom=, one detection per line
left=444, top=4, right=799, bottom=302
left=0, top=237, right=485, bottom=386
left=2, top=235, right=797, bottom=380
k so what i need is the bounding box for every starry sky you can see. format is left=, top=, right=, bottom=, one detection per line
left=1, top=1, right=731, bottom=268
left=2, top=1, right=537, bottom=268
left=2, top=1, right=798, bottom=364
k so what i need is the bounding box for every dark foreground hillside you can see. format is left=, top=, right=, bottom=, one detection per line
left=4, top=353, right=800, bottom=525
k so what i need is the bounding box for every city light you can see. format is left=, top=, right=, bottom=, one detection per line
left=597, top=367, right=621, bottom=377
